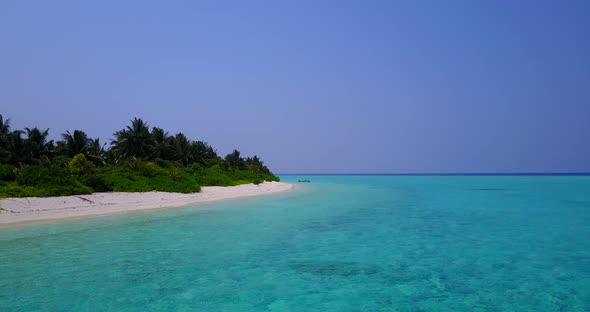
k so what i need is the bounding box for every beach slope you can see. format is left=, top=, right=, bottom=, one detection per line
left=0, top=181, right=294, bottom=226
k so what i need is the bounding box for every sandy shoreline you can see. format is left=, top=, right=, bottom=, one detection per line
left=0, top=181, right=295, bottom=227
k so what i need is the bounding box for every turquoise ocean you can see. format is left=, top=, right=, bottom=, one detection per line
left=1, top=175, right=589, bottom=311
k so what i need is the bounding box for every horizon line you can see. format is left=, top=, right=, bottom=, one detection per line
left=277, top=172, right=590, bottom=176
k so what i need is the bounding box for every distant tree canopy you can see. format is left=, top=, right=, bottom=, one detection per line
left=0, top=115, right=278, bottom=197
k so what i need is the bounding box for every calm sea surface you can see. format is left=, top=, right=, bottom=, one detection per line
left=1, top=175, right=589, bottom=311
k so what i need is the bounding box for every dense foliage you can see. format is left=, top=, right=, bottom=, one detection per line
left=0, top=115, right=279, bottom=198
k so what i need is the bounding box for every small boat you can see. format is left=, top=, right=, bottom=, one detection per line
left=298, top=179, right=311, bottom=183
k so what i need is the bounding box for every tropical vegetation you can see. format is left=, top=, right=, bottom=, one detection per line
left=0, top=115, right=279, bottom=198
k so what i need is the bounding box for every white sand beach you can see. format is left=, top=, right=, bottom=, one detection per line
left=0, top=181, right=294, bottom=227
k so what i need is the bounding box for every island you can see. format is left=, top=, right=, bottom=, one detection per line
left=0, top=115, right=293, bottom=225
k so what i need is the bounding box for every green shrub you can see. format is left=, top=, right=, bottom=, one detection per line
left=142, top=161, right=161, bottom=177
left=50, top=156, right=70, bottom=169
left=81, top=174, right=113, bottom=192
left=194, top=165, right=234, bottom=186
left=190, top=162, right=203, bottom=171
left=8, top=165, right=93, bottom=197
left=68, top=154, right=95, bottom=175
left=0, top=182, right=39, bottom=198
left=100, top=165, right=200, bottom=193
left=154, top=158, right=175, bottom=169
left=0, top=158, right=277, bottom=197
left=15, top=165, right=51, bottom=186
left=0, top=178, right=92, bottom=198
left=202, top=158, right=224, bottom=168
left=0, top=164, right=16, bottom=181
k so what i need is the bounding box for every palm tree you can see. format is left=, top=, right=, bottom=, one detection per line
left=2, top=130, right=28, bottom=164
left=246, top=155, right=271, bottom=174
left=112, top=118, right=155, bottom=159
left=170, top=133, right=192, bottom=166
left=25, top=127, right=50, bottom=164
left=190, top=140, right=217, bottom=165
left=151, top=127, right=171, bottom=160
left=87, top=138, right=107, bottom=166
left=0, top=114, right=10, bottom=139
left=61, top=130, right=90, bottom=157
left=225, top=149, right=246, bottom=170
left=0, top=114, right=11, bottom=160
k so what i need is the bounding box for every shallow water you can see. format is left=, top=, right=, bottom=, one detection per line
left=1, top=175, right=589, bottom=311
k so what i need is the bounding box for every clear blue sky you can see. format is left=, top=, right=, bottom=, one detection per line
left=1, top=1, right=589, bottom=173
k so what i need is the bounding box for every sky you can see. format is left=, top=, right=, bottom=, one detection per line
left=1, top=1, right=589, bottom=174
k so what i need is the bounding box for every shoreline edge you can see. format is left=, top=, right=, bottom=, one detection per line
left=0, top=181, right=295, bottom=227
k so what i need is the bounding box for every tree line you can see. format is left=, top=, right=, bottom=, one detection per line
left=0, top=115, right=279, bottom=197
